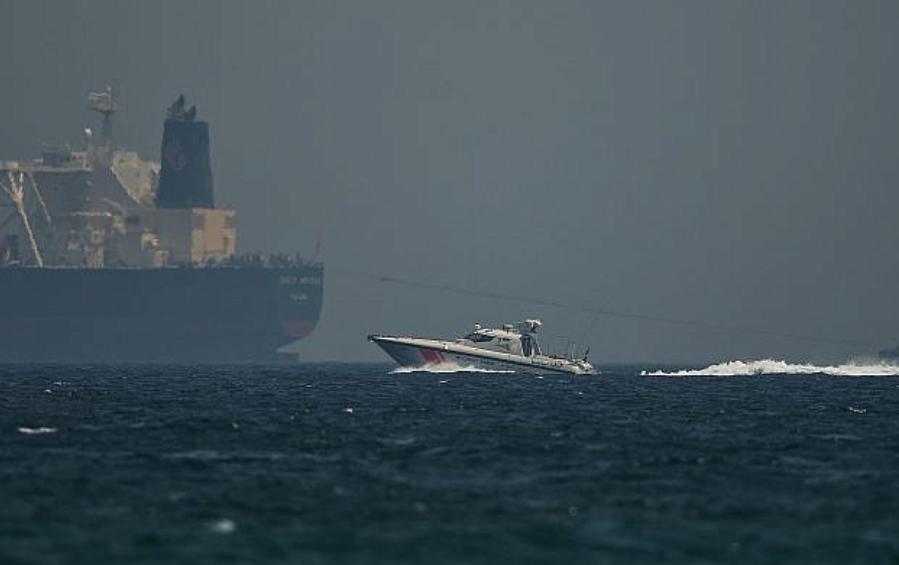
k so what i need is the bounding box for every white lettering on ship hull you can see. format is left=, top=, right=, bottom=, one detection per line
left=279, top=276, right=323, bottom=286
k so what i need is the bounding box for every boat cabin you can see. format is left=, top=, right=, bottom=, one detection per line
left=460, top=326, right=542, bottom=357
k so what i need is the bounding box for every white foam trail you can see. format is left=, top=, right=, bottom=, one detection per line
left=390, top=362, right=514, bottom=374
left=643, top=359, right=899, bottom=377
left=17, top=426, right=57, bottom=435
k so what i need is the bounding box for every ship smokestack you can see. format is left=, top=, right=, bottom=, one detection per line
left=156, top=95, right=214, bottom=209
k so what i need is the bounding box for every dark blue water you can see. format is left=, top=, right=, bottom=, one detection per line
left=1, top=364, right=898, bottom=564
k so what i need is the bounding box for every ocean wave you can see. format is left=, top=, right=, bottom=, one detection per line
left=163, top=450, right=285, bottom=462
left=642, top=359, right=899, bottom=377
left=390, top=362, right=514, bottom=374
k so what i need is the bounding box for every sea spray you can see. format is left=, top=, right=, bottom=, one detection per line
left=390, top=361, right=515, bottom=374
left=642, top=358, right=899, bottom=377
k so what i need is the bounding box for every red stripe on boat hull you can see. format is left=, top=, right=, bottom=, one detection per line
left=420, top=348, right=444, bottom=364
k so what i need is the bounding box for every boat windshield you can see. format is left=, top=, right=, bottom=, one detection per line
left=464, top=333, right=494, bottom=343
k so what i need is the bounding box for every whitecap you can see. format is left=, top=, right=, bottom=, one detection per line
left=379, top=436, right=418, bottom=447
left=18, top=426, right=57, bottom=435
left=642, top=358, right=899, bottom=377
left=209, top=518, right=236, bottom=534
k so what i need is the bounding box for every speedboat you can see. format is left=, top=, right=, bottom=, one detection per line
left=368, top=319, right=597, bottom=375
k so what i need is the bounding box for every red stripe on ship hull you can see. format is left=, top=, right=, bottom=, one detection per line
left=420, top=348, right=444, bottom=364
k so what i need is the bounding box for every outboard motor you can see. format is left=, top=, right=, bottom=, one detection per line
left=156, top=95, right=214, bottom=209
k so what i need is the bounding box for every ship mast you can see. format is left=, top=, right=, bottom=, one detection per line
left=87, top=86, right=119, bottom=165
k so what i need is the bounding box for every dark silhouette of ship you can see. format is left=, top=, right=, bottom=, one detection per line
left=0, top=90, right=323, bottom=362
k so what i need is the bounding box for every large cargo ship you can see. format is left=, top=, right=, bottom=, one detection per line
left=0, top=90, right=323, bottom=362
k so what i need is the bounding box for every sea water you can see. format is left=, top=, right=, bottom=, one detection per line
left=1, top=362, right=898, bottom=564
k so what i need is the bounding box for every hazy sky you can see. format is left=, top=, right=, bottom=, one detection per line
left=2, top=0, right=897, bottom=363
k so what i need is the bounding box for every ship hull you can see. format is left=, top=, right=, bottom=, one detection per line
left=0, top=265, right=322, bottom=363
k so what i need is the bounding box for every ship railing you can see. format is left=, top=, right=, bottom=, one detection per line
left=0, top=160, right=91, bottom=174
left=214, top=253, right=322, bottom=269
left=2, top=253, right=322, bottom=270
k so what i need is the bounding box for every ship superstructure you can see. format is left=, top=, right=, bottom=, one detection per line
left=0, top=90, right=323, bottom=362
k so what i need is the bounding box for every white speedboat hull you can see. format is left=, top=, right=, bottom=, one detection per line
left=369, top=335, right=596, bottom=375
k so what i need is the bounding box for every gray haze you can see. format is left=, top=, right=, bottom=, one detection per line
left=2, top=0, right=897, bottom=363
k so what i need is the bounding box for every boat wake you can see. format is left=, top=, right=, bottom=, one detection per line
left=390, top=362, right=515, bottom=374
left=642, top=358, right=899, bottom=377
